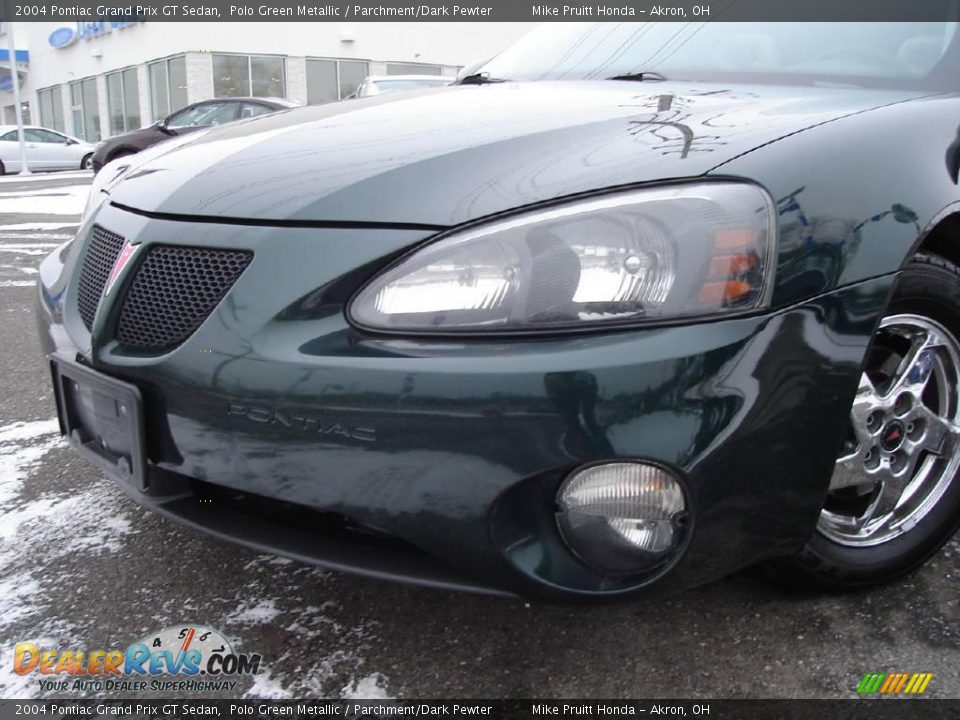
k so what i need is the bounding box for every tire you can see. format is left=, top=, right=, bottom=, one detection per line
left=81, top=154, right=94, bottom=170
left=767, top=252, right=960, bottom=590
left=0, top=160, right=5, bottom=175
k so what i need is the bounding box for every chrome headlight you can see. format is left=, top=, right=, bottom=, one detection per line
left=349, top=182, right=777, bottom=334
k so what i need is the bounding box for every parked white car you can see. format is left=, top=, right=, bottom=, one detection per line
left=351, top=75, right=451, bottom=98
left=0, top=126, right=95, bottom=174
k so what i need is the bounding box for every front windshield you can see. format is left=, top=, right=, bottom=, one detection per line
left=477, top=22, right=959, bottom=90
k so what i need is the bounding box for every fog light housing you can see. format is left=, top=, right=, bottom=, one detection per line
left=557, top=461, right=688, bottom=574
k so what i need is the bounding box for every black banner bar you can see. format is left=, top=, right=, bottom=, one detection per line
left=3, top=700, right=960, bottom=720
left=1, top=0, right=959, bottom=22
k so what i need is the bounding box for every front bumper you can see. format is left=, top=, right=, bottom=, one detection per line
left=36, top=204, right=896, bottom=600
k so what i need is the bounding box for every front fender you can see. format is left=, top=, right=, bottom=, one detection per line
left=712, top=94, right=960, bottom=309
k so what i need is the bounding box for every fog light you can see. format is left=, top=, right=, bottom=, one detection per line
left=557, top=462, right=687, bottom=574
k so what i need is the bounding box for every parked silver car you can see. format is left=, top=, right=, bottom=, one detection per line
left=0, top=125, right=95, bottom=174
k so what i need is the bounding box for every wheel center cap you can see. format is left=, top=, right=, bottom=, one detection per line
left=881, top=420, right=906, bottom=452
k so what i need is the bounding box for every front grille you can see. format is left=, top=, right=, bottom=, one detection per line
left=76, top=225, right=125, bottom=330
left=115, top=245, right=253, bottom=351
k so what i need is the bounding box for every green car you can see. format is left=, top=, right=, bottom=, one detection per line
left=37, top=21, right=960, bottom=600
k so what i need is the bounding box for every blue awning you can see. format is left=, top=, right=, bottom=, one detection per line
left=0, top=49, right=29, bottom=63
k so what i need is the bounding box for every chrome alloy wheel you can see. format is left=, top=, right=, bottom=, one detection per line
left=818, top=313, right=960, bottom=547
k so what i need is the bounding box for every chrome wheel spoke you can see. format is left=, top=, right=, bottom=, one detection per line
left=912, top=404, right=960, bottom=456
left=863, top=464, right=912, bottom=526
left=884, top=328, right=943, bottom=401
left=829, top=450, right=871, bottom=491
left=828, top=374, right=881, bottom=492
left=850, top=375, right=880, bottom=439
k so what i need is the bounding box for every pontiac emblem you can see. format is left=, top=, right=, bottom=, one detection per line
left=227, top=403, right=377, bottom=443
left=104, top=241, right=139, bottom=295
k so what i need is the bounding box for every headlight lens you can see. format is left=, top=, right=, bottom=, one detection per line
left=349, top=182, right=776, bottom=333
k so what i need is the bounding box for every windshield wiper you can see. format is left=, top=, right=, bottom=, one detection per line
left=608, top=71, right=669, bottom=82
left=455, top=72, right=509, bottom=86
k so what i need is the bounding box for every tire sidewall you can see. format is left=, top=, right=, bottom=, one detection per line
left=802, top=255, right=960, bottom=586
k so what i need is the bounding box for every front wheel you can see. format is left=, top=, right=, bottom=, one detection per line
left=81, top=154, right=94, bottom=170
left=769, top=253, right=960, bottom=589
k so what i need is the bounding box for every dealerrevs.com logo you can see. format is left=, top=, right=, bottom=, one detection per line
left=13, top=625, right=261, bottom=693
left=857, top=672, right=933, bottom=695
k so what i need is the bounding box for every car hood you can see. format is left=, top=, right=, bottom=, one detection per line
left=108, top=81, right=921, bottom=227
left=103, top=125, right=160, bottom=145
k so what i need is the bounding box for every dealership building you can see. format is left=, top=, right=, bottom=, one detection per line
left=5, top=21, right=531, bottom=142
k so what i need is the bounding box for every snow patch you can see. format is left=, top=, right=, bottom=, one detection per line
left=0, top=419, right=60, bottom=444
left=341, top=673, right=392, bottom=700
left=0, top=419, right=61, bottom=506
left=0, top=222, right=78, bottom=231
left=0, top=246, right=58, bottom=256
left=244, top=670, right=293, bottom=700
left=0, top=418, right=138, bottom=698
left=0, top=187, right=87, bottom=199
left=0, top=171, right=90, bottom=184
left=0, top=185, right=89, bottom=215
left=226, top=599, right=281, bottom=626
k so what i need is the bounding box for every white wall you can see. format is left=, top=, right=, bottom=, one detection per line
left=25, top=22, right=534, bottom=91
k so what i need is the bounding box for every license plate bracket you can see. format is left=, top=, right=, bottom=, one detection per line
left=50, top=355, right=147, bottom=491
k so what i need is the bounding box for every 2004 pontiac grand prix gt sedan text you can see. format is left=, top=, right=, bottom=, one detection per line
left=36, top=21, right=960, bottom=600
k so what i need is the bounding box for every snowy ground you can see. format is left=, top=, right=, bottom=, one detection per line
left=0, top=172, right=957, bottom=701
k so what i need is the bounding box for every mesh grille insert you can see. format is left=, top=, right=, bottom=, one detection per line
left=115, top=246, right=253, bottom=351
left=76, top=225, right=125, bottom=330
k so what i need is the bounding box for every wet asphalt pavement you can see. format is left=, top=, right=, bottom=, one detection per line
left=0, top=172, right=957, bottom=700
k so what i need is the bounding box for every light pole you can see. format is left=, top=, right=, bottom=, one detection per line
left=4, top=21, right=30, bottom=175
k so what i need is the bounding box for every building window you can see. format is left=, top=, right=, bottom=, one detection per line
left=70, top=77, right=100, bottom=142
left=251, top=56, right=285, bottom=97
left=213, top=54, right=286, bottom=98
left=107, top=67, right=141, bottom=135
left=148, top=55, right=187, bottom=122
left=37, top=87, right=63, bottom=132
left=305, top=58, right=370, bottom=104
left=212, top=54, right=249, bottom=97
left=386, top=62, right=443, bottom=76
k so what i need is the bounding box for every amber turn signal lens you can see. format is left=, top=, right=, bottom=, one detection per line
left=698, top=280, right=753, bottom=306
left=707, top=253, right=758, bottom=280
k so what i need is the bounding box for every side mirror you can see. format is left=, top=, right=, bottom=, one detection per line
left=66, top=137, right=78, bottom=145
left=156, top=119, right=173, bottom=134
